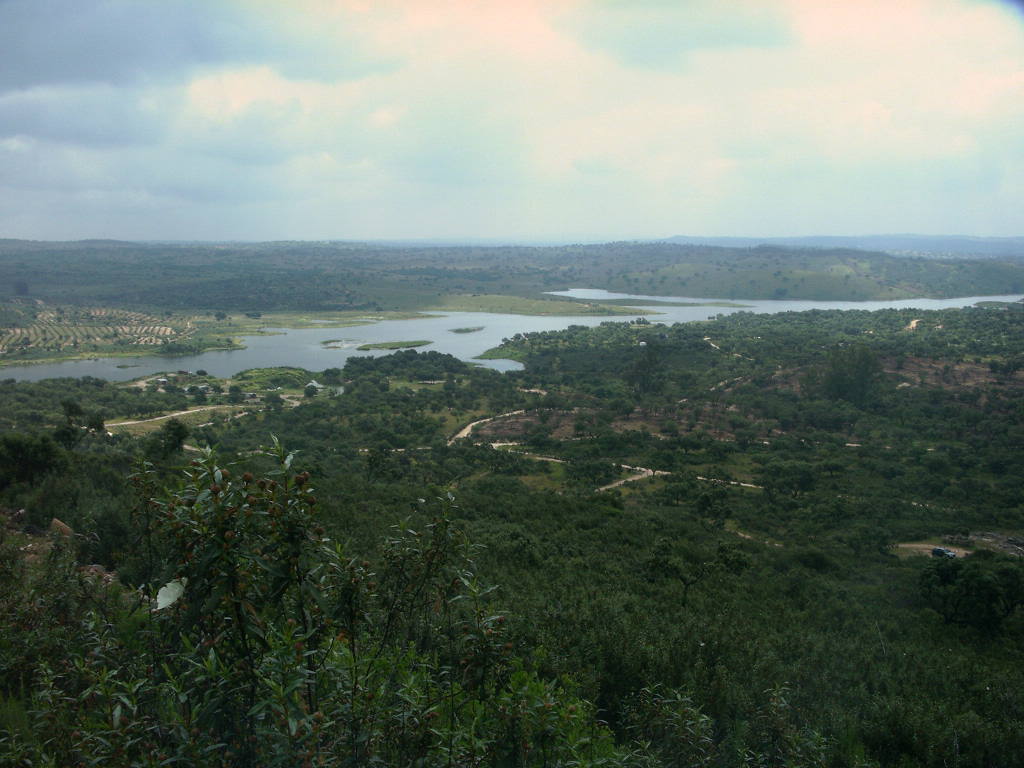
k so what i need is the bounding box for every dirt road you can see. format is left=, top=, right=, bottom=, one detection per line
left=108, top=405, right=234, bottom=427
left=447, top=410, right=526, bottom=445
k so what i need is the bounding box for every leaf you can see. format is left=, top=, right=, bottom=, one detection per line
left=156, top=578, right=187, bottom=610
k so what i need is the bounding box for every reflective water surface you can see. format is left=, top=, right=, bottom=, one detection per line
left=2, top=291, right=1019, bottom=382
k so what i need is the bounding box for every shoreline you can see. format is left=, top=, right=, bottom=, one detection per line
left=2, top=295, right=1017, bottom=380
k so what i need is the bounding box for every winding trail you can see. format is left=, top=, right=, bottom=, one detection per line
left=447, top=410, right=526, bottom=445
left=448, top=412, right=763, bottom=493
left=696, top=475, right=761, bottom=489
left=108, top=405, right=240, bottom=427
left=596, top=464, right=672, bottom=492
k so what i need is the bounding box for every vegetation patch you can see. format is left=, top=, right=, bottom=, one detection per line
left=588, top=298, right=753, bottom=308
left=231, top=366, right=313, bottom=389
left=475, top=346, right=527, bottom=361
left=428, top=293, right=644, bottom=315
left=106, top=404, right=246, bottom=436
left=357, top=340, right=432, bottom=350
left=3, top=304, right=1024, bottom=767
left=0, top=300, right=207, bottom=364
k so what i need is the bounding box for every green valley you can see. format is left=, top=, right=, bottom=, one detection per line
left=1, top=298, right=1022, bottom=766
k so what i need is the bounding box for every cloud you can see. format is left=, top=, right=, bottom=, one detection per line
left=0, top=0, right=395, bottom=93
left=0, top=0, right=1022, bottom=240
left=0, top=84, right=178, bottom=147
left=560, top=0, right=792, bottom=68
left=0, top=0, right=233, bottom=91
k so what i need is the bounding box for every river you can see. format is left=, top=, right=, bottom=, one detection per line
left=2, top=291, right=1019, bottom=382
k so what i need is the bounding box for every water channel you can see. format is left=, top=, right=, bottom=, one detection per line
left=2, top=290, right=1020, bottom=382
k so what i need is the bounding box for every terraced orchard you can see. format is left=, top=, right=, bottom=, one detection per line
left=0, top=301, right=198, bottom=360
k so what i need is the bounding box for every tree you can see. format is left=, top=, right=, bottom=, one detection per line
left=759, top=459, right=816, bottom=501
left=920, top=551, right=1024, bottom=632
left=820, top=344, right=881, bottom=407
left=60, top=399, right=84, bottom=422
left=7, top=448, right=630, bottom=766
left=0, top=432, right=64, bottom=489
left=148, top=417, right=189, bottom=458
left=85, top=411, right=106, bottom=433
left=53, top=399, right=87, bottom=448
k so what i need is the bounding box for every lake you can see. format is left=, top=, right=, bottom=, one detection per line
left=2, top=291, right=1020, bottom=382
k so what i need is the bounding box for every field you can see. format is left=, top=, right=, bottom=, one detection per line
left=0, top=301, right=203, bottom=361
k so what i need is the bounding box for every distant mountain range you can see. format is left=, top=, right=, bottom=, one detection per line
left=662, top=234, right=1024, bottom=259
left=4, top=234, right=1023, bottom=259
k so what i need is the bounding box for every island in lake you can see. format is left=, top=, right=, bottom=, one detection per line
left=356, top=340, right=432, bottom=350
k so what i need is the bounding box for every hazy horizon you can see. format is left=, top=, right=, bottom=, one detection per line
left=5, top=233, right=1024, bottom=248
left=2, top=0, right=1023, bottom=242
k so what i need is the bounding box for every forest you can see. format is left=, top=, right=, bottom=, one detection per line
left=1, top=298, right=1022, bottom=766
left=3, top=239, right=1024, bottom=314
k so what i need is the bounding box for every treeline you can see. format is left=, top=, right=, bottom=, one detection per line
left=0, top=376, right=189, bottom=431
left=3, top=239, right=1024, bottom=315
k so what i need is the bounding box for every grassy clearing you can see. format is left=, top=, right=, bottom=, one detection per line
left=474, top=346, right=526, bottom=361
left=357, top=340, right=432, bottom=350
left=893, top=540, right=973, bottom=559
left=199, top=310, right=431, bottom=335
left=440, top=408, right=491, bottom=436
left=590, top=298, right=752, bottom=308
left=232, top=367, right=312, bottom=389
left=389, top=378, right=445, bottom=391
left=427, top=294, right=645, bottom=316
left=518, top=463, right=566, bottom=491
left=188, top=310, right=434, bottom=353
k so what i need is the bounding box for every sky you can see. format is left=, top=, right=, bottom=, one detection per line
left=0, top=0, right=1022, bottom=242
